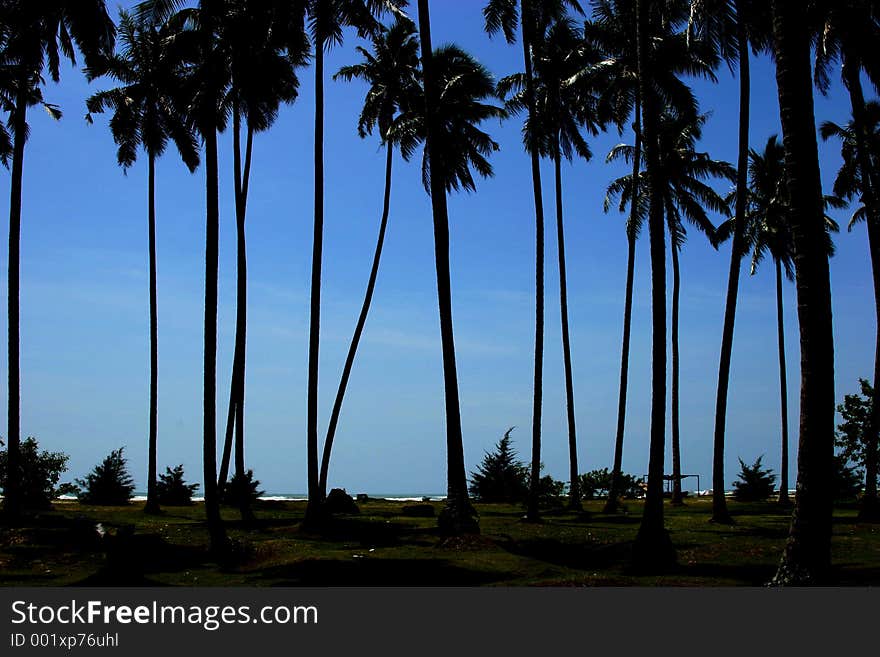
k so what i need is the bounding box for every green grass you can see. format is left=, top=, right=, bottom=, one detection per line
left=1, top=498, right=877, bottom=586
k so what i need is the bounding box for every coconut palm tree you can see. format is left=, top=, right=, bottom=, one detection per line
left=302, top=0, right=408, bottom=528
left=317, top=17, right=420, bottom=505
left=215, top=0, right=307, bottom=524
left=483, top=0, right=583, bottom=522
left=608, top=110, right=734, bottom=506
left=85, top=9, right=200, bottom=516
left=718, top=135, right=840, bottom=510
left=768, top=0, right=837, bottom=585
left=0, top=0, right=115, bottom=522
left=813, top=0, right=880, bottom=522
left=821, top=106, right=880, bottom=516
left=414, top=0, right=505, bottom=533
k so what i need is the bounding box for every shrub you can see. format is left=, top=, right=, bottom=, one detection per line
left=578, top=468, right=645, bottom=500
left=156, top=465, right=199, bottom=506
left=832, top=451, right=863, bottom=501
left=0, top=436, right=69, bottom=509
left=468, top=427, right=529, bottom=503
left=532, top=473, right=567, bottom=507
left=732, top=456, right=777, bottom=502
left=76, top=448, right=136, bottom=505
left=220, top=469, right=264, bottom=507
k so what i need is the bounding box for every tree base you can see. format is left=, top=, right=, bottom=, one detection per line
left=857, top=494, right=880, bottom=522
left=143, top=502, right=162, bottom=516
left=438, top=502, right=480, bottom=536
left=631, top=525, right=676, bottom=573
left=601, top=498, right=623, bottom=514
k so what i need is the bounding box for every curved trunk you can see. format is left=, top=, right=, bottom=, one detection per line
left=145, top=152, right=160, bottom=515
left=4, top=93, right=26, bottom=522
left=670, top=240, right=683, bottom=506
left=770, top=0, right=835, bottom=585
left=711, top=3, right=750, bottom=523
left=304, top=46, right=325, bottom=527
left=633, top=0, right=675, bottom=570
left=318, top=144, right=394, bottom=501
left=553, top=142, right=580, bottom=510
left=776, top=259, right=790, bottom=505
left=605, top=99, right=641, bottom=515
left=521, top=0, right=545, bottom=523
left=418, top=0, right=477, bottom=535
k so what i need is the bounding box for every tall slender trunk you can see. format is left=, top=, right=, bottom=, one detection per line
left=304, top=44, right=325, bottom=527
left=605, top=98, right=641, bottom=514
left=670, top=239, right=683, bottom=506
left=770, top=0, right=835, bottom=585
left=4, top=93, right=26, bottom=522
left=711, top=2, right=750, bottom=523
left=145, top=152, right=160, bottom=515
left=553, top=140, right=580, bottom=510
left=417, top=0, right=477, bottom=535
left=521, top=0, right=545, bottom=523
left=319, top=144, right=394, bottom=501
left=842, top=57, right=880, bottom=520
left=633, top=0, right=675, bottom=570
left=775, top=259, right=790, bottom=505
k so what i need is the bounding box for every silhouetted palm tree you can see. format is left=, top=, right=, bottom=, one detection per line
left=318, top=17, right=420, bottom=505
left=302, top=0, right=408, bottom=528
left=85, top=9, right=200, bottom=516
left=483, top=0, right=583, bottom=522
left=415, top=0, right=504, bottom=533
left=769, top=0, right=837, bottom=585
left=0, top=0, right=115, bottom=521
left=215, top=0, right=307, bottom=524
left=821, top=106, right=880, bottom=516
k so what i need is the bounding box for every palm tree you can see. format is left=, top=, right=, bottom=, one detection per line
left=415, top=0, right=504, bottom=533
left=814, top=0, right=880, bottom=522
left=215, top=0, right=307, bottom=524
left=85, top=9, right=200, bottom=516
left=769, top=0, right=837, bottom=585
left=608, top=110, right=734, bottom=507
left=302, top=0, right=407, bottom=528
left=483, top=0, right=583, bottom=522
left=821, top=105, right=880, bottom=517
left=0, top=0, right=115, bottom=522
left=316, top=17, right=420, bottom=504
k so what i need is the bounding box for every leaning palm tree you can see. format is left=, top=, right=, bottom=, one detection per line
left=85, top=9, right=200, bottom=516
left=718, top=135, right=840, bottom=510
left=608, top=110, right=734, bottom=506
left=302, top=0, right=408, bottom=528
left=215, top=0, right=307, bottom=524
left=0, top=0, right=115, bottom=522
left=483, top=0, right=583, bottom=522
left=414, top=0, right=505, bottom=533
left=768, top=0, right=837, bottom=586
left=316, top=17, right=421, bottom=505
left=821, top=106, right=880, bottom=517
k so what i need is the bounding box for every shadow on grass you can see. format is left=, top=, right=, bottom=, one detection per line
left=499, top=536, right=632, bottom=572
left=296, top=516, right=436, bottom=548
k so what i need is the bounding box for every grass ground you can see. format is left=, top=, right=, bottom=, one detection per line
left=1, top=497, right=877, bottom=586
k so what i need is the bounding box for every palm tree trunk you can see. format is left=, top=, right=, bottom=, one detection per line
left=521, top=0, right=545, bottom=524
left=304, top=44, right=325, bottom=528
left=417, top=0, right=477, bottom=535
left=632, top=0, right=675, bottom=570
left=670, top=240, right=683, bottom=506
left=775, top=259, right=790, bottom=506
left=144, top=151, right=161, bottom=515
left=711, top=3, right=750, bottom=523
left=841, top=57, right=880, bottom=520
left=605, top=97, right=641, bottom=515
left=770, top=0, right=835, bottom=585
left=553, top=141, right=580, bottom=511
left=3, top=93, right=26, bottom=522
left=319, top=144, right=394, bottom=501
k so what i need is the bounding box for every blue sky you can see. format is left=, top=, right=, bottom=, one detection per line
left=0, top=1, right=872, bottom=495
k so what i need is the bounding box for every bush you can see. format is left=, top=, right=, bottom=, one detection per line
left=832, top=451, right=863, bottom=501
left=156, top=465, right=199, bottom=506
left=75, top=448, right=136, bottom=505
left=0, top=436, right=69, bottom=509
left=578, top=468, right=645, bottom=500
left=468, top=427, right=529, bottom=503
left=732, top=456, right=777, bottom=502
left=220, top=469, right=264, bottom=507
left=532, top=473, right=567, bottom=507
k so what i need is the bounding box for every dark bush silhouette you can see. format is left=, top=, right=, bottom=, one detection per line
left=156, top=465, right=199, bottom=506
left=76, top=448, right=136, bottom=505
left=468, top=428, right=529, bottom=503
left=220, top=469, right=264, bottom=507
left=832, top=452, right=863, bottom=501
left=324, top=488, right=360, bottom=515
left=579, top=468, right=644, bottom=500
left=0, top=436, right=69, bottom=509
left=732, top=456, right=777, bottom=502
